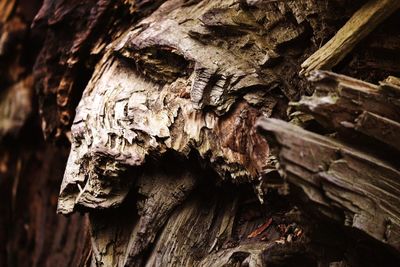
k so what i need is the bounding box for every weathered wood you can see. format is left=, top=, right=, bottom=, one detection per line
left=0, top=143, right=92, bottom=267
left=88, top=173, right=321, bottom=267
left=381, top=76, right=400, bottom=97
left=355, top=111, right=400, bottom=151
left=33, top=0, right=166, bottom=140
left=258, top=73, right=400, bottom=254
left=58, top=0, right=384, bottom=216
left=300, top=0, right=400, bottom=76
left=257, top=117, right=400, bottom=251
left=294, top=70, right=400, bottom=152
left=55, top=1, right=400, bottom=266
left=2, top=0, right=400, bottom=266
left=88, top=160, right=197, bottom=266
left=59, top=0, right=367, bottom=214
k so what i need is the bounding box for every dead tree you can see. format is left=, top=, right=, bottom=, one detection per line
left=1, top=0, right=400, bottom=266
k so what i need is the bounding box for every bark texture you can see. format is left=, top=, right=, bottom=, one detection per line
left=1, top=0, right=400, bottom=266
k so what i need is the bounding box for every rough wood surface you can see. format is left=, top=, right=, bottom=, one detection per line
left=0, top=143, right=92, bottom=267
left=54, top=0, right=400, bottom=266
left=257, top=71, right=400, bottom=253
left=258, top=118, right=400, bottom=250
left=57, top=0, right=387, bottom=216
left=300, top=0, right=400, bottom=76
left=88, top=159, right=197, bottom=266
left=294, top=70, right=400, bottom=152
left=33, top=0, right=166, bottom=140
left=88, top=175, right=329, bottom=267
left=2, top=0, right=400, bottom=266
left=60, top=0, right=326, bottom=214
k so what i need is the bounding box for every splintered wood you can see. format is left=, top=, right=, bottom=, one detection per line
left=257, top=71, right=400, bottom=251
left=296, top=71, right=400, bottom=151
left=300, top=0, right=400, bottom=76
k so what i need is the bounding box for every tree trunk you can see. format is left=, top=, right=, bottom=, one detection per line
left=1, top=0, right=400, bottom=266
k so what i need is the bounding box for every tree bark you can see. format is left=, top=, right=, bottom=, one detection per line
left=1, top=0, right=400, bottom=266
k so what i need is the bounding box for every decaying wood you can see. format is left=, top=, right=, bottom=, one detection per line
left=88, top=160, right=197, bottom=266
left=33, top=0, right=382, bottom=141
left=55, top=0, right=400, bottom=266
left=88, top=180, right=309, bottom=267
left=0, top=0, right=15, bottom=23
left=2, top=0, right=400, bottom=266
left=60, top=0, right=324, bottom=214
left=57, top=0, right=392, bottom=215
left=257, top=71, right=400, bottom=252
left=33, top=0, right=166, bottom=140
left=57, top=0, right=368, bottom=214
left=258, top=117, right=400, bottom=250
left=300, top=0, right=400, bottom=76
left=294, top=70, right=400, bottom=152
left=0, top=143, right=92, bottom=266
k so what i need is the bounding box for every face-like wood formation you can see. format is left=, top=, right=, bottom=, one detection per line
left=59, top=0, right=312, bottom=214
left=57, top=0, right=389, bottom=214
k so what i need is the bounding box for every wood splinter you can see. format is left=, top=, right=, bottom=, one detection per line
left=300, top=0, right=400, bottom=76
